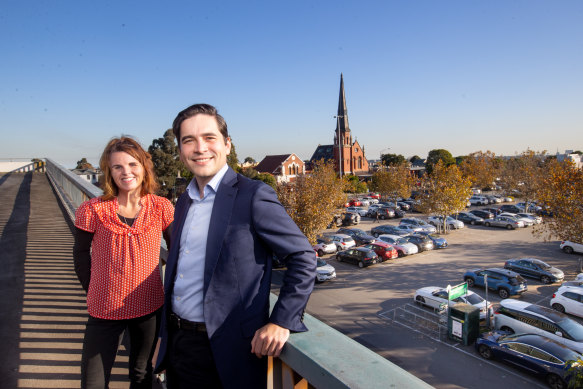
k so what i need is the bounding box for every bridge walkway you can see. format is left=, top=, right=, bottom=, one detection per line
left=0, top=172, right=131, bottom=389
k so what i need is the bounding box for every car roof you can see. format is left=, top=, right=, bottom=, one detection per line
left=331, top=233, right=351, bottom=239
left=500, top=333, right=582, bottom=361
left=379, top=234, right=401, bottom=240
left=369, top=241, right=391, bottom=248
left=500, top=299, right=568, bottom=322
left=474, top=268, right=520, bottom=277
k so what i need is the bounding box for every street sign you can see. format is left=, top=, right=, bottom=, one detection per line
left=448, top=282, right=468, bottom=301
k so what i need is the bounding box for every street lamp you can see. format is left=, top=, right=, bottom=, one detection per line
left=334, top=115, right=344, bottom=177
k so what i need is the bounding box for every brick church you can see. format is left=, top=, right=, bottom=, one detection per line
left=310, top=74, right=369, bottom=176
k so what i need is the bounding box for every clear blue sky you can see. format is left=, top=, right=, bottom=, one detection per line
left=1, top=1, right=582, bottom=168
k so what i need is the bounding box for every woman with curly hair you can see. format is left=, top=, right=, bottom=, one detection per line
left=73, top=136, right=174, bottom=388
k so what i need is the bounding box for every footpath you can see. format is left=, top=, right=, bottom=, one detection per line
left=0, top=172, right=131, bottom=389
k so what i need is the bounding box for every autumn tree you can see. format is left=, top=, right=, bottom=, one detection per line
left=417, top=161, right=472, bottom=233
left=534, top=159, right=583, bottom=243
left=426, top=149, right=455, bottom=175
left=276, top=160, right=347, bottom=244
left=460, top=150, right=500, bottom=190
left=370, top=162, right=415, bottom=204
left=499, top=149, right=546, bottom=211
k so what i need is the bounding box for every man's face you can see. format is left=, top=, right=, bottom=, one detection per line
left=179, top=114, right=231, bottom=188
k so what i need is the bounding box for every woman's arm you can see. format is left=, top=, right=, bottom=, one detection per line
left=73, top=227, right=93, bottom=292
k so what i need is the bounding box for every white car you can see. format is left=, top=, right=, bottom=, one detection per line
left=414, top=286, right=493, bottom=320
left=498, top=212, right=534, bottom=227
left=495, top=299, right=583, bottom=354
left=315, top=258, right=336, bottom=283
left=377, top=234, right=418, bottom=257
left=346, top=206, right=368, bottom=217
left=551, top=286, right=583, bottom=318
left=313, top=237, right=337, bottom=257
left=329, top=234, right=356, bottom=251
left=469, top=195, right=489, bottom=206
left=561, top=241, right=583, bottom=255
left=516, top=212, right=542, bottom=224
left=427, top=216, right=464, bottom=230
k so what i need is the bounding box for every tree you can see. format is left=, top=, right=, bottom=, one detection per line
left=228, top=141, right=240, bottom=172
left=370, top=162, right=415, bottom=204
left=460, top=151, right=500, bottom=190
left=409, top=155, right=422, bottom=164
left=417, top=161, right=472, bottom=233
left=344, top=174, right=367, bottom=193
left=534, top=159, right=583, bottom=243
left=426, top=149, right=455, bottom=175
left=244, top=156, right=256, bottom=164
left=76, top=158, right=94, bottom=170
left=499, top=149, right=546, bottom=211
left=241, top=167, right=277, bottom=189
left=381, top=153, right=406, bottom=166
left=148, top=129, right=186, bottom=199
left=275, top=160, right=347, bottom=244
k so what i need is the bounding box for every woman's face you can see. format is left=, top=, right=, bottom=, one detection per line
left=109, top=151, right=144, bottom=195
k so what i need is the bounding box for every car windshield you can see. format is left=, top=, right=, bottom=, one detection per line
left=464, top=294, right=484, bottom=304
left=427, top=234, right=438, bottom=239
left=532, top=259, right=551, bottom=269
left=557, top=317, right=583, bottom=341
left=395, top=238, right=407, bottom=245
left=316, top=258, right=326, bottom=267
left=318, top=237, right=333, bottom=244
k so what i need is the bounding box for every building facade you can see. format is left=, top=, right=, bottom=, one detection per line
left=255, top=153, right=305, bottom=184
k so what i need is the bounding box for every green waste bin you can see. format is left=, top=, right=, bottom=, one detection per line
left=448, top=302, right=479, bottom=345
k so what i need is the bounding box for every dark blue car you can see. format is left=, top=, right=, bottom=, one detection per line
left=370, top=224, right=408, bottom=237
left=463, top=268, right=527, bottom=298
left=476, top=331, right=582, bottom=389
left=414, top=231, right=448, bottom=249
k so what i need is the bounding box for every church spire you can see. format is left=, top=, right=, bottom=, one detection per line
left=336, top=73, right=350, bottom=134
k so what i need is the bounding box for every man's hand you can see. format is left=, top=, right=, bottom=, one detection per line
left=250, top=323, right=290, bottom=358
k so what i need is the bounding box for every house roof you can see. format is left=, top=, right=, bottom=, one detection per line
left=255, top=154, right=294, bottom=175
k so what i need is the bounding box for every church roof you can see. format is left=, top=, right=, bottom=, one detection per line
left=309, top=145, right=334, bottom=163
left=255, top=154, right=293, bottom=174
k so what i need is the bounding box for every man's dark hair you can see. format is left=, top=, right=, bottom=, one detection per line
left=172, top=103, right=229, bottom=147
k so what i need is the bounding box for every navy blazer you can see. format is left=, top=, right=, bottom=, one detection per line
left=156, top=168, right=316, bottom=388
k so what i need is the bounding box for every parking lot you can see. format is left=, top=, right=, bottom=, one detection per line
left=274, top=208, right=583, bottom=388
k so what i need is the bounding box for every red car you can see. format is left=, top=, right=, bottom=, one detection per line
left=345, top=198, right=361, bottom=207
left=363, top=241, right=398, bottom=261
left=368, top=193, right=381, bottom=199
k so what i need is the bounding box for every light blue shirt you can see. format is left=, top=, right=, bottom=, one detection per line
left=171, top=164, right=229, bottom=322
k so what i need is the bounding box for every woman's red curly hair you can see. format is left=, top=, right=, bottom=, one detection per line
left=99, top=136, right=159, bottom=200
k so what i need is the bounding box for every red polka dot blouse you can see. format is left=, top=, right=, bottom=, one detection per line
left=75, top=195, right=174, bottom=320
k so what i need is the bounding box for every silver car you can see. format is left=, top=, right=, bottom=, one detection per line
left=484, top=216, right=524, bottom=230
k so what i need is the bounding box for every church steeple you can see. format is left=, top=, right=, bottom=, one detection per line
left=336, top=73, right=350, bottom=135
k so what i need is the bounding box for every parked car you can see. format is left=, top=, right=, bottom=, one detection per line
left=336, top=227, right=375, bottom=245
left=498, top=212, right=534, bottom=227
left=400, top=218, right=437, bottom=233
left=560, top=241, right=583, bottom=255
left=504, top=258, right=564, bottom=284
left=485, top=195, right=502, bottom=204
left=469, top=209, right=495, bottom=220
left=377, top=234, right=419, bottom=257
left=397, top=201, right=410, bottom=211
left=517, top=212, right=543, bottom=224
left=403, top=234, right=434, bottom=252
left=475, top=331, right=583, bottom=389
left=346, top=206, right=368, bottom=217
left=469, top=195, right=489, bottom=205
left=499, top=204, right=522, bottom=214
left=551, top=286, right=583, bottom=318
left=516, top=202, right=542, bottom=213
left=560, top=280, right=583, bottom=289
left=464, top=268, right=527, bottom=298
left=387, top=207, right=406, bottom=218
left=327, top=213, right=343, bottom=228
left=367, top=207, right=395, bottom=220
left=482, top=207, right=502, bottom=216
left=347, top=198, right=362, bottom=207
left=313, top=236, right=337, bottom=257
left=363, top=241, right=398, bottom=261
left=427, top=216, right=464, bottom=230
left=315, top=258, right=336, bottom=282
left=395, top=224, right=423, bottom=234
left=452, top=212, right=484, bottom=225
left=415, top=231, right=448, bottom=249
left=341, top=212, right=360, bottom=226
left=335, top=247, right=379, bottom=268
left=370, top=224, right=409, bottom=237
left=494, top=299, right=583, bottom=354
left=329, top=234, right=356, bottom=251
left=414, top=287, right=493, bottom=320
left=484, top=216, right=524, bottom=229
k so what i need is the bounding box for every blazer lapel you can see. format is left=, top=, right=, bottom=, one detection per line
left=204, top=168, right=238, bottom=295
left=164, top=193, right=192, bottom=293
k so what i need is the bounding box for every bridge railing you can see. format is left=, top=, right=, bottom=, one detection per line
left=44, top=158, right=433, bottom=389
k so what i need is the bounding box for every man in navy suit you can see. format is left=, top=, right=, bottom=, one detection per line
left=154, top=103, right=316, bottom=388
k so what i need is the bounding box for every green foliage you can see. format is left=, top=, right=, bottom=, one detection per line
left=276, top=160, right=347, bottom=244
left=76, top=158, right=94, bottom=170
left=344, top=174, right=366, bottom=193
left=567, top=357, right=583, bottom=388
left=241, top=167, right=277, bottom=189
left=409, top=155, right=422, bottom=163
left=381, top=153, right=406, bottom=166
left=426, top=149, right=455, bottom=175
left=148, top=129, right=185, bottom=199
left=244, top=156, right=256, bottom=164
left=228, top=142, right=240, bottom=172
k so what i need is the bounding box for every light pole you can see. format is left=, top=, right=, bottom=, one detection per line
left=335, top=115, right=344, bottom=177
